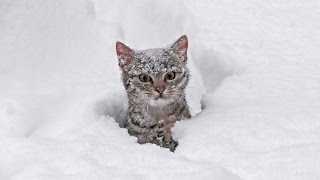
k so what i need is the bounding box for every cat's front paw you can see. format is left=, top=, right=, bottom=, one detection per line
left=157, top=126, right=172, bottom=143
left=166, top=139, right=179, bottom=152
left=158, top=115, right=177, bottom=129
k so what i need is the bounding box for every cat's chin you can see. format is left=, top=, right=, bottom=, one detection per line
left=149, top=98, right=170, bottom=107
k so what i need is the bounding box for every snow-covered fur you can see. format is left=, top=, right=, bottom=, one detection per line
left=116, top=35, right=191, bottom=151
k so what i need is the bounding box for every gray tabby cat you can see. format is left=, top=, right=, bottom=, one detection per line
left=116, top=35, right=191, bottom=152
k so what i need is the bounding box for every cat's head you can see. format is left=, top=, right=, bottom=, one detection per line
left=116, top=35, right=189, bottom=107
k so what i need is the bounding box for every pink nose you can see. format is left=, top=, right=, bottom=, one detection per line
left=153, top=79, right=165, bottom=94
left=155, top=86, right=165, bottom=94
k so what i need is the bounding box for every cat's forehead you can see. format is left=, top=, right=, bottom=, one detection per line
left=130, top=48, right=177, bottom=75
left=135, top=48, right=169, bottom=62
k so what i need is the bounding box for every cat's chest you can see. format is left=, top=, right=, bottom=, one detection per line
left=149, top=109, right=168, bottom=120
left=140, top=106, right=173, bottom=125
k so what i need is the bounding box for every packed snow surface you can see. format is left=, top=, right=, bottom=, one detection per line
left=1, top=0, right=320, bottom=179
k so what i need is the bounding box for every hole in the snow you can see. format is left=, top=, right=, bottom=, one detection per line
left=190, top=44, right=243, bottom=110
left=192, top=48, right=237, bottom=93
left=95, top=91, right=128, bottom=127
left=95, top=46, right=241, bottom=128
left=200, top=99, right=206, bottom=110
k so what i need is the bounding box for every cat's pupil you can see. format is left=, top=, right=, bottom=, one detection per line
left=166, top=72, right=175, bottom=80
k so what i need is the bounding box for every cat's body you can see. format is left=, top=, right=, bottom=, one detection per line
left=116, top=35, right=191, bottom=151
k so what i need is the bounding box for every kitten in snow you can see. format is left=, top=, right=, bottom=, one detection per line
left=116, top=35, right=191, bottom=152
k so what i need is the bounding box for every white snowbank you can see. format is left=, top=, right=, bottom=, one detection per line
left=1, top=0, right=320, bottom=179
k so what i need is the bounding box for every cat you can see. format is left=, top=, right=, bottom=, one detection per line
left=116, top=35, right=191, bottom=152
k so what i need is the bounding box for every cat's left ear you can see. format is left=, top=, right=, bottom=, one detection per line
left=116, top=41, right=134, bottom=70
left=171, top=35, right=188, bottom=63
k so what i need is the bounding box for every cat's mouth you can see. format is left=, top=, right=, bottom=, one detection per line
left=155, top=93, right=164, bottom=100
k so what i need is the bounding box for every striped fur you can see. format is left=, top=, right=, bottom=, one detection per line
left=116, top=35, right=190, bottom=151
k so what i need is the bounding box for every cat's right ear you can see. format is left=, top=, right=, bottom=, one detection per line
left=116, top=41, right=134, bottom=70
left=170, top=35, right=188, bottom=64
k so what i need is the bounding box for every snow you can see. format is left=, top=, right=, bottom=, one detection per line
left=1, top=0, right=320, bottom=179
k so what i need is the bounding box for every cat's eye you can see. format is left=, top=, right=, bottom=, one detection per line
left=165, top=72, right=176, bottom=80
left=139, top=74, right=151, bottom=82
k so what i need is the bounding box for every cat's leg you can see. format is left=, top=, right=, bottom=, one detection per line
left=157, top=115, right=176, bottom=140
left=125, top=118, right=178, bottom=151
left=157, top=115, right=179, bottom=152
left=125, top=120, right=158, bottom=144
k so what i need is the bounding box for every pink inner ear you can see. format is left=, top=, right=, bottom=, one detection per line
left=171, top=35, right=188, bottom=63
left=116, top=49, right=123, bottom=56
left=171, top=35, right=188, bottom=55
left=177, top=35, right=188, bottom=50
left=116, top=42, right=133, bottom=57
left=116, top=42, right=133, bottom=69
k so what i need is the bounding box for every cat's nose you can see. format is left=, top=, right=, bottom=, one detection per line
left=153, top=80, right=165, bottom=94
left=155, top=86, right=165, bottom=94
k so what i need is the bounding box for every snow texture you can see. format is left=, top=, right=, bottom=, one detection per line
left=1, top=0, right=320, bottom=179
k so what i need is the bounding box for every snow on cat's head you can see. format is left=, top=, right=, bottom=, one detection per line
left=116, top=35, right=190, bottom=107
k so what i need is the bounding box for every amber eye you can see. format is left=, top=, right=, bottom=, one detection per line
left=139, top=74, right=151, bottom=82
left=165, top=72, right=176, bottom=80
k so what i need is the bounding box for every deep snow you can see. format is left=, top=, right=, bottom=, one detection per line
left=1, top=0, right=320, bottom=179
